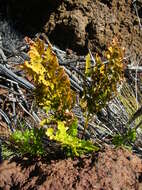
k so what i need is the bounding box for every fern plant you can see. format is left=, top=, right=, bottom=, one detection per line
left=112, top=128, right=136, bottom=148
left=81, top=39, right=124, bottom=133
left=22, top=37, right=98, bottom=157
left=10, top=128, right=45, bottom=156
left=83, top=39, right=124, bottom=114
left=46, top=120, right=98, bottom=157
left=23, top=37, right=75, bottom=122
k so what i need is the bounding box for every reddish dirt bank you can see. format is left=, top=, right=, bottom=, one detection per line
left=0, top=147, right=142, bottom=190
left=44, top=0, right=142, bottom=58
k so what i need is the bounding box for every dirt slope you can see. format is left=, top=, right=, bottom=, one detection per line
left=0, top=147, right=142, bottom=190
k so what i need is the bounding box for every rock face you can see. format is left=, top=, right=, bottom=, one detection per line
left=0, top=0, right=141, bottom=58
left=44, top=0, right=142, bottom=58
left=0, top=147, right=142, bottom=190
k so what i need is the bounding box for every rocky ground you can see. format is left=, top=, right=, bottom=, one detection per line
left=0, top=0, right=142, bottom=189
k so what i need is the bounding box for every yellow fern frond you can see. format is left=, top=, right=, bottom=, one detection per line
left=22, top=37, right=75, bottom=121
